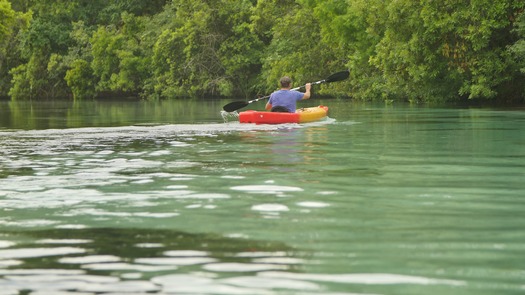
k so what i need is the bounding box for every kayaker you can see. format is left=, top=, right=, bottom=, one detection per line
left=265, top=76, right=311, bottom=113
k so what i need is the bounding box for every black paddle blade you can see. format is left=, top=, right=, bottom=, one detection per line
left=223, top=101, right=249, bottom=112
left=325, top=70, right=350, bottom=83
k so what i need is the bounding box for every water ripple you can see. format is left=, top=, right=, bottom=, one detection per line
left=0, top=247, right=86, bottom=259
left=231, top=185, right=304, bottom=194
left=251, top=204, right=290, bottom=212
left=259, top=271, right=466, bottom=286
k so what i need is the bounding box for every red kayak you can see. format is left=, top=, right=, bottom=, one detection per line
left=239, top=106, right=328, bottom=124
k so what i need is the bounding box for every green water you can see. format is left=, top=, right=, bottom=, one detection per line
left=0, top=99, right=524, bottom=294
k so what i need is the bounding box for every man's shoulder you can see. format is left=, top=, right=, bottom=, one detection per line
left=272, top=89, right=288, bottom=96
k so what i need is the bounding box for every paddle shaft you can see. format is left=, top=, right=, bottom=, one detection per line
left=247, top=84, right=304, bottom=104
left=240, top=80, right=326, bottom=107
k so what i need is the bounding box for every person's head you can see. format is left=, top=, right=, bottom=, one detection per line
left=280, top=76, right=292, bottom=88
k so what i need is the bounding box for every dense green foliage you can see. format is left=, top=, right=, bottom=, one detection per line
left=1, top=0, right=524, bottom=102
left=0, top=0, right=30, bottom=97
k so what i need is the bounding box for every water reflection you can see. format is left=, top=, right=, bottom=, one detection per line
left=0, top=99, right=230, bottom=129
left=0, top=228, right=301, bottom=294
left=237, top=124, right=331, bottom=174
left=0, top=226, right=467, bottom=294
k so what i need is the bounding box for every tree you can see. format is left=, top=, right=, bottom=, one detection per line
left=148, top=0, right=264, bottom=98
left=310, top=0, right=525, bottom=102
left=312, top=0, right=386, bottom=99
left=63, top=21, right=95, bottom=99
left=90, top=13, right=149, bottom=96
left=2, top=0, right=525, bottom=102
left=0, top=0, right=30, bottom=97
left=256, top=0, right=347, bottom=96
left=508, top=9, right=525, bottom=101
left=8, top=0, right=168, bottom=99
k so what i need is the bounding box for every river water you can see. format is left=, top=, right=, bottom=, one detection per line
left=0, top=98, right=524, bottom=295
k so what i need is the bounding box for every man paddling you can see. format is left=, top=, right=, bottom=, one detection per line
left=265, top=76, right=311, bottom=113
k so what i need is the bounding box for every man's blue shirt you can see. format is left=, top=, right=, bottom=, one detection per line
left=268, top=90, right=303, bottom=112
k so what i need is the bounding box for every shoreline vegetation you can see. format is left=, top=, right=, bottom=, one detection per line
left=1, top=0, right=525, bottom=104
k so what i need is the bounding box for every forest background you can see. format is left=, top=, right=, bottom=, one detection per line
left=1, top=0, right=525, bottom=103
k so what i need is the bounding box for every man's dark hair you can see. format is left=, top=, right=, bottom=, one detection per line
left=280, top=76, right=292, bottom=88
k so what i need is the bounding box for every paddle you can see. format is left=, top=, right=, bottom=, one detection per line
left=222, top=70, right=350, bottom=112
